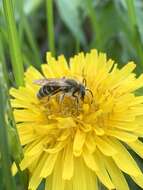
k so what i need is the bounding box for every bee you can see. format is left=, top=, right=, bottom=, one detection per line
left=34, top=77, right=93, bottom=105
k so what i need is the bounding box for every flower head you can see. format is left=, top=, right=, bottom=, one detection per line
left=11, top=50, right=143, bottom=190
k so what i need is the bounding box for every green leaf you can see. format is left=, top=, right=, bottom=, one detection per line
left=56, top=0, right=86, bottom=45
left=24, top=0, right=43, bottom=15
left=8, top=127, right=23, bottom=164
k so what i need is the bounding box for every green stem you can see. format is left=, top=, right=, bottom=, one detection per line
left=76, top=38, right=80, bottom=53
left=86, top=0, right=101, bottom=48
left=46, top=0, right=55, bottom=56
left=0, top=32, right=9, bottom=86
left=3, top=0, right=24, bottom=86
left=125, top=0, right=143, bottom=67
left=0, top=66, right=16, bottom=190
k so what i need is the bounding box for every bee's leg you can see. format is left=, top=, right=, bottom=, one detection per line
left=72, top=93, right=79, bottom=112
left=47, top=96, right=50, bottom=101
left=58, top=93, right=66, bottom=112
left=86, top=89, right=93, bottom=104
left=59, top=93, right=65, bottom=104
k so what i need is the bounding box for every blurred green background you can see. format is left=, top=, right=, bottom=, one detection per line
left=1, top=0, right=143, bottom=75
left=1, top=0, right=143, bottom=189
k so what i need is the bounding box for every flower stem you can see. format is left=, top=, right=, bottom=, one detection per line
left=125, top=0, right=143, bottom=67
left=3, top=0, right=24, bottom=86
left=0, top=66, right=16, bottom=190
left=46, top=0, right=55, bottom=56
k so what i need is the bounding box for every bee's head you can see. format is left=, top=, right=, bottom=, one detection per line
left=79, top=85, right=86, bottom=101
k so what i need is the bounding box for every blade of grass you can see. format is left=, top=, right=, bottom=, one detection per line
left=0, top=32, right=9, bottom=86
left=0, top=65, right=16, bottom=190
left=125, top=0, right=143, bottom=67
left=3, top=0, right=24, bottom=86
left=46, top=0, right=55, bottom=56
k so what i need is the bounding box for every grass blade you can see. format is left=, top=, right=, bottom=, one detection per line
left=46, top=0, right=55, bottom=56
left=125, top=0, right=143, bottom=67
left=3, top=0, right=24, bottom=86
left=0, top=32, right=9, bottom=86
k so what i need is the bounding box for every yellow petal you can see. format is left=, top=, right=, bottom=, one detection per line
left=131, top=174, right=143, bottom=188
left=106, top=129, right=138, bottom=142
left=104, top=157, right=130, bottom=190
left=19, top=133, right=36, bottom=145
left=14, top=109, right=47, bottom=122
left=41, top=64, right=55, bottom=78
left=48, top=152, right=65, bottom=190
left=83, top=149, right=99, bottom=172
left=93, top=126, right=105, bottom=135
left=24, top=66, right=43, bottom=84
left=20, top=154, right=40, bottom=171
left=73, top=129, right=86, bottom=156
left=94, top=151, right=115, bottom=189
left=11, top=162, right=18, bottom=176
left=45, top=176, right=53, bottom=190
left=112, top=139, right=142, bottom=176
left=95, top=136, right=117, bottom=156
left=40, top=153, right=58, bottom=178
left=128, top=139, right=143, bottom=158
left=70, top=52, right=85, bottom=76
left=62, top=143, right=74, bottom=180
left=84, top=132, right=96, bottom=154
left=44, top=140, right=67, bottom=154
left=25, top=138, right=46, bottom=156
left=73, top=157, right=97, bottom=190
left=29, top=153, right=47, bottom=190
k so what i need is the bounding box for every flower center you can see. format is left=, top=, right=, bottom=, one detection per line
left=38, top=94, right=93, bottom=118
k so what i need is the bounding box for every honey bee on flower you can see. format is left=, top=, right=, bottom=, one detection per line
left=11, top=50, right=143, bottom=190
left=33, top=77, right=93, bottom=110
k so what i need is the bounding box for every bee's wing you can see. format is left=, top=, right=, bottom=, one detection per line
left=33, top=79, right=51, bottom=85
left=33, top=78, right=71, bottom=87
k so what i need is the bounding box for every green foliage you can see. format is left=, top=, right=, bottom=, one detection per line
left=56, top=0, right=86, bottom=46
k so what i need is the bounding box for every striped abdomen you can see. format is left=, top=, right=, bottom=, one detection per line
left=37, top=85, right=60, bottom=99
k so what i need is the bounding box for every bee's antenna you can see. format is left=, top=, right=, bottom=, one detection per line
left=86, top=89, right=94, bottom=104
left=82, top=78, right=87, bottom=87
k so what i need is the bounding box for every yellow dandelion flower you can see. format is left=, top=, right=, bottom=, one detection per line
left=11, top=49, right=143, bottom=190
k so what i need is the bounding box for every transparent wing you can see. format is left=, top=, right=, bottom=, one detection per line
left=33, top=78, right=71, bottom=87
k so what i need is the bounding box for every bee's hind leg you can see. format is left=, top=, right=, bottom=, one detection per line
left=59, top=93, right=65, bottom=104
left=72, top=93, right=80, bottom=113
left=58, top=93, right=66, bottom=112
